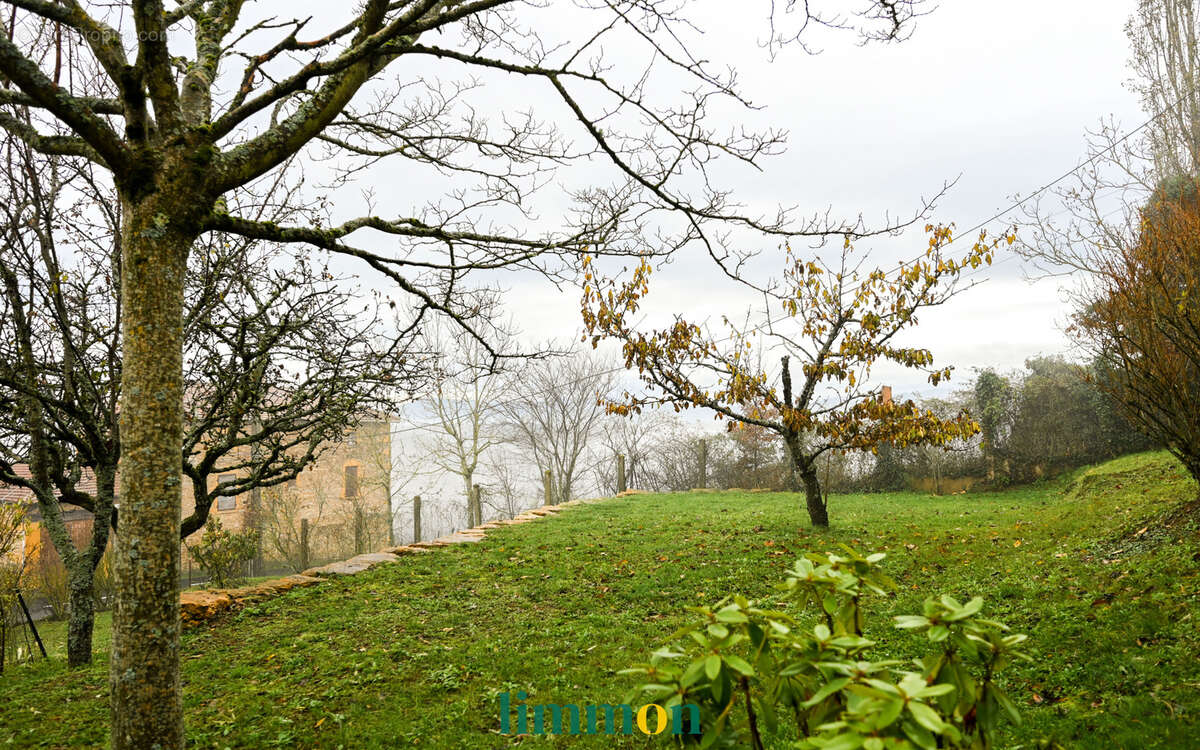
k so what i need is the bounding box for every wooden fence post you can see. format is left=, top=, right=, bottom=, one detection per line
left=543, top=469, right=553, bottom=507
left=616, top=453, right=627, bottom=494
left=388, top=499, right=396, bottom=547
left=699, top=439, right=708, bottom=489
left=299, top=518, right=311, bottom=570
left=471, top=484, right=483, bottom=527
left=413, top=495, right=422, bottom=543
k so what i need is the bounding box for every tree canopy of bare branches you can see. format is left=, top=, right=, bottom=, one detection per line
left=1016, top=0, right=1200, bottom=280
left=501, top=351, right=617, bottom=505
left=0, top=134, right=418, bottom=667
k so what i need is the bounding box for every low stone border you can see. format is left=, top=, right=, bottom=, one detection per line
left=179, top=574, right=323, bottom=628
left=179, top=500, right=584, bottom=628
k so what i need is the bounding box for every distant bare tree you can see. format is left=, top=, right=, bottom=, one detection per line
left=501, top=353, right=617, bottom=504
left=259, top=482, right=325, bottom=573
left=596, top=412, right=666, bottom=494
left=1128, top=0, right=1200, bottom=178
left=421, top=316, right=511, bottom=527
left=482, top=449, right=528, bottom=520
left=644, top=417, right=713, bottom=493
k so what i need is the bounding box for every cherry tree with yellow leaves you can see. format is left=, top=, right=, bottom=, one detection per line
left=582, top=225, right=1012, bottom=527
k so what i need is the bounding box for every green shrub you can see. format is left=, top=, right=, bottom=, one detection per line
left=188, top=516, right=258, bottom=589
left=28, top=554, right=70, bottom=620
left=622, top=547, right=1029, bottom=749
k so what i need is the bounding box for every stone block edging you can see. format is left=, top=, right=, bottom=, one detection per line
left=178, top=498, right=590, bottom=628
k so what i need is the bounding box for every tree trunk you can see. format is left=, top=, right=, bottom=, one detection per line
left=800, top=468, right=829, bottom=528
left=300, top=518, right=311, bottom=570
left=463, top=474, right=474, bottom=527
left=109, top=200, right=190, bottom=750
left=70, top=468, right=116, bottom=667
left=65, top=563, right=96, bottom=668
left=471, top=484, right=483, bottom=527
left=786, top=438, right=829, bottom=527
left=1179, top=453, right=1200, bottom=490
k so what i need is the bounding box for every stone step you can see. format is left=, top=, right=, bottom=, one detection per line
left=433, top=533, right=485, bottom=544
left=302, top=551, right=400, bottom=577
left=383, top=545, right=433, bottom=555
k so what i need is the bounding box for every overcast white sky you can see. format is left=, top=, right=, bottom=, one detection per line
left=491, top=1, right=1146, bottom=399
left=299, top=1, right=1146, bottom=402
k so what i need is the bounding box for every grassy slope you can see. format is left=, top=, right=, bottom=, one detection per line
left=1, top=451, right=1197, bottom=749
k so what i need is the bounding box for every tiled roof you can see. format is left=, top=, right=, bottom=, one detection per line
left=0, top=464, right=101, bottom=506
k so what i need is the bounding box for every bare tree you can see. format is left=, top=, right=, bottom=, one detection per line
left=0, top=133, right=416, bottom=665
left=1017, top=0, right=1200, bottom=278
left=259, top=482, right=325, bottom=573
left=641, top=416, right=712, bottom=493
left=0, top=139, right=119, bottom=669
left=262, top=423, right=394, bottom=568
left=421, top=316, right=510, bottom=527
left=595, top=412, right=663, bottom=494
left=1127, top=0, right=1200, bottom=179
left=481, top=448, right=529, bottom=520
left=501, top=352, right=617, bottom=504
left=0, top=0, right=933, bottom=741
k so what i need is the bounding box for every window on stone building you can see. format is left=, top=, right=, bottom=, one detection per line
left=344, top=465, right=359, bottom=498
left=217, top=473, right=237, bottom=510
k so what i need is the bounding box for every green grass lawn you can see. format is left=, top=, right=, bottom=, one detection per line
left=16, top=576, right=278, bottom=664
left=2, top=451, right=1198, bottom=748
left=18, top=611, right=114, bottom=663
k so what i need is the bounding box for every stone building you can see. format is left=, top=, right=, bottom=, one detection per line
left=4, top=419, right=399, bottom=584
left=180, top=419, right=396, bottom=574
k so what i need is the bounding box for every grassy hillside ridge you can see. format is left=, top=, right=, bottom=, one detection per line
left=1, top=451, right=1197, bottom=748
